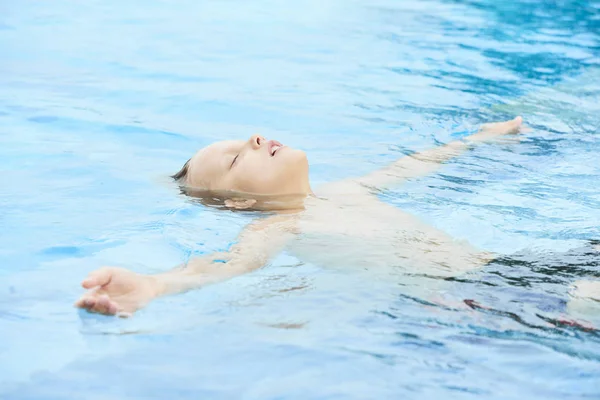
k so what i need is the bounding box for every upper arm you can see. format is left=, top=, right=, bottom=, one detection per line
left=358, top=117, right=523, bottom=190
left=358, top=154, right=428, bottom=189
left=200, top=213, right=299, bottom=275
left=157, top=214, right=300, bottom=295
left=358, top=140, right=471, bottom=189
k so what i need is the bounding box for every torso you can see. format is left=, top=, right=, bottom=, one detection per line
left=287, top=180, right=492, bottom=277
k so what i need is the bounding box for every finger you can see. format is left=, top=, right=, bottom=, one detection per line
left=74, top=297, right=87, bottom=308
left=107, top=302, right=119, bottom=315
left=91, top=294, right=111, bottom=315
left=101, top=295, right=119, bottom=315
left=74, top=296, right=97, bottom=310
left=82, top=268, right=113, bottom=289
left=502, top=116, right=523, bottom=135
left=510, top=116, right=523, bottom=134
left=93, top=295, right=119, bottom=315
left=513, top=116, right=523, bottom=126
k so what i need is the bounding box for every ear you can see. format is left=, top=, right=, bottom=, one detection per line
left=224, top=198, right=257, bottom=210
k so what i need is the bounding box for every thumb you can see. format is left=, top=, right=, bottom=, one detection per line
left=82, top=268, right=114, bottom=289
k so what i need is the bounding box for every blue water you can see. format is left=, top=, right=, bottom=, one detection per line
left=1, top=0, right=600, bottom=398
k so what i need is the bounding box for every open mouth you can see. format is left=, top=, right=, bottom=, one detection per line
left=268, top=140, right=284, bottom=156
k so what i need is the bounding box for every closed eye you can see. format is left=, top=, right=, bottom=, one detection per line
left=230, top=154, right=239, bottom=168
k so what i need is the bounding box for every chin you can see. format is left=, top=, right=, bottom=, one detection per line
left=284, top=148, right=308, bottom=164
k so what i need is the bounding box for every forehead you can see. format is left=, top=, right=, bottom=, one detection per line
left=208, top=140, right=243, bottom=154
left=196, top=140, right=243, bottom=163
left=187, top=140, right=244, bottom=186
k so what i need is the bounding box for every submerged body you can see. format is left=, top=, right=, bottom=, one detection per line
left=74, top=116, right=599, bottom=319
left=288, top=182, right=490, bottom=275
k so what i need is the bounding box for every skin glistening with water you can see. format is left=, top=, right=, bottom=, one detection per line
left=73, top=116, right=599, bottom=317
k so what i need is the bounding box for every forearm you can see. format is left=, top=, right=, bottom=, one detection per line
left=74, top=213, right=298, bottom=317
left=152, top=253, right=265, bottom=297
left=359, top=116, right=523, bottom=189
left=391, top=129, right=494, bottom=173
left=151, top=215, right=297, bottom=298
left=398, top=137, right=472, bottom=170
left=359, top=137, right=472, bottom=188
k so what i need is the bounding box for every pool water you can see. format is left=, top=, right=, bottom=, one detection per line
left=1, top=0, right=600, bottom=398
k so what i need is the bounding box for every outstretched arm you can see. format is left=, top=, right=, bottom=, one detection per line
left=75, top=213, right=298, bottom=317
left=358, top=116, right=524, bottom=189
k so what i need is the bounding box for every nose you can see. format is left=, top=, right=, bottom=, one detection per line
left=249, top=134, right=265, bottom=150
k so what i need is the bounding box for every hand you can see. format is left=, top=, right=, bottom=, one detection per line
left=472, top=116, right=525, bottom=142
left=74, top=267, right=162, bottom=317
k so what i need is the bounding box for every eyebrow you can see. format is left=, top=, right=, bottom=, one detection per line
left=171, top=158, right=191, bottom=181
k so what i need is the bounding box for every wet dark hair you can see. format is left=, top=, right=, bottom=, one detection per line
left=171, top=158, right=190, bottom=181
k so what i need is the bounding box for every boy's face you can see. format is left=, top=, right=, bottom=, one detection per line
left=184, top=135, right=311, bottom=196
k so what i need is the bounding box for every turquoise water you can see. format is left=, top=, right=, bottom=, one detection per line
left=1, top=0, right=600, bottom=398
